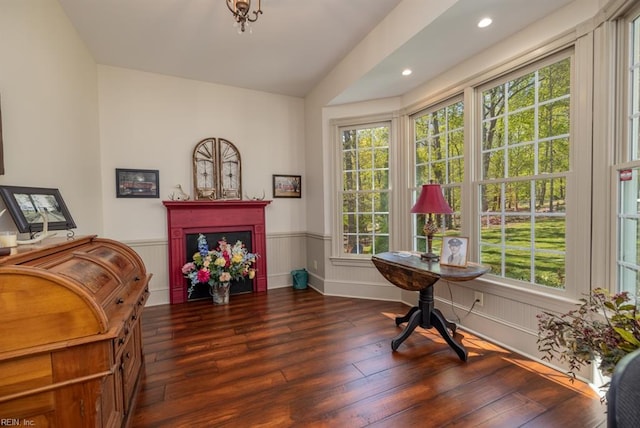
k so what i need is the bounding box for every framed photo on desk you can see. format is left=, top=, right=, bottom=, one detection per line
left=0, top=185, right=76, bottom=233
left=440, top=236, right=468, bottom=267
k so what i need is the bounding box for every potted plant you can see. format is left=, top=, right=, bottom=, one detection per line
left=537, top=288, right=640, bottom=394
left=181, top=234, right=258, bottom=304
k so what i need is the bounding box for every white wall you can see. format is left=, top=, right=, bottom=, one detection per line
left=96, top=67, right=307, bottom=304
left=97, top=66, right=306, bottom=242
left=0, top=0, right=102, bottom=236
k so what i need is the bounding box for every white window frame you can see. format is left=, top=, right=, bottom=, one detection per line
left=614, top=2, right=640, bottom=298
left=330, top=114, right=399, bottom=262
left=475, top=52, right=574, bottom=293
left=410, top=96, right=465, bottom=254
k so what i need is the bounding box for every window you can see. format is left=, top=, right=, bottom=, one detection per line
left=618, top=168, right=640, bottom=297
left=339, top=122, right=390, bottom=255
left=617, top=9, right=640, bottom=299
left=412, top=99, right=464, bottom=253
left=478, top=56, right=571, bottom=288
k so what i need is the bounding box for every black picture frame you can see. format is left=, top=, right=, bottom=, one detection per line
left=0, top=185, right=77, bottom=234
left=272, top=174, right=301, bottom=198
left=116, top=168, right=160, bottom=198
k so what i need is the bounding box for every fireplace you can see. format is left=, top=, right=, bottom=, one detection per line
left=163, top=200, right=271, bottom=304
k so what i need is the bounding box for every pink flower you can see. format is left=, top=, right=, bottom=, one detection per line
left=219, top=272, right=231, bottom=282
left=181, top=262, right=195, bottom=274
left=197, top=269, right=210, bottom=283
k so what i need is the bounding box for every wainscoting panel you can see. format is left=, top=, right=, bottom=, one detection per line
left=265, top=232, right=307, bottom=289
left=305, top=232, right=328, bottom=293
left=126, top=239, right=170, bottom=306
left=431, top=278, right=593, bottom=381
left=325, top=262, right=399, bottom=301
left=323, top=279, right=400, bottom=301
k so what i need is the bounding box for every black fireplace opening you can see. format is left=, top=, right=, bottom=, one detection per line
left=185, top=231, right=254, bottom=301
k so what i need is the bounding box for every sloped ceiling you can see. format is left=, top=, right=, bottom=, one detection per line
left=58, top=0, right=574, bottom=104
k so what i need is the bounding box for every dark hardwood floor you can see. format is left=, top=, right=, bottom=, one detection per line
left=132, top=287, right=606, bottom=427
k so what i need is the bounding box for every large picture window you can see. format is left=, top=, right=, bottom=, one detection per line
left=478, top=56, right=571, bottom=288
left=412, top=99, right=464, bottom=253
left=339, top=122, right=390, bottom=255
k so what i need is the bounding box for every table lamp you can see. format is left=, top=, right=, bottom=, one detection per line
left=411, top=183, right=453, bottom=261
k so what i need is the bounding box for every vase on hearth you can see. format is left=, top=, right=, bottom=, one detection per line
left=210, top=282, right=230, bottom=305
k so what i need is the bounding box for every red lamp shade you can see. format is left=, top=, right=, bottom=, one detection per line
left=411, top=184, right=453, bottom=214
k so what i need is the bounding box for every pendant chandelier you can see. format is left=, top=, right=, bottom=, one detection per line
left=226, top=0, right=263, bottom=33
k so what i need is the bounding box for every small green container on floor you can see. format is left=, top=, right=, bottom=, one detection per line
left=291, top=269, right=308, bottom=290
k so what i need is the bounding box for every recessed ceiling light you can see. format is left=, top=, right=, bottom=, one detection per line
left=478, top=17, right=492, bottom=28
left=402, top=69, right=412, bottom=76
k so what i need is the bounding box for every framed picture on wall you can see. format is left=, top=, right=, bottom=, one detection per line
left=272, top=174, right=301, bottom=198
left=116, top=168, right=160, bottom=198
left=0, top=185, right=77, bottom=234
left=440, top=236, right=469, bottom=267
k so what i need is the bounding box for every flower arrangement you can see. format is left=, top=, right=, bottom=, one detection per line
left=537, top=288, right=640, bottom=388
left=182, top=234, right=258, bottom=298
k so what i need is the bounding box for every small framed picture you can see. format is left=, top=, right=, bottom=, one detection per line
left=273, top=174, right=301, bottom=198
left=440, top=236, right=469, bottom=267
left=116, top=168, right=160, bottom=198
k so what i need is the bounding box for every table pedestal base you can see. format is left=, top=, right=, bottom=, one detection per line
left=391, top=288, right=468, bottom=361
left=371, top=252, right=489, bottom=362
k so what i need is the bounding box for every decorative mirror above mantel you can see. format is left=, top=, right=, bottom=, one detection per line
left=192, top=137, right=242, bottom=200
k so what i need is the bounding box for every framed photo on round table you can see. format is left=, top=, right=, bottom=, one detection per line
left=440, top=236, right=468, bottom=267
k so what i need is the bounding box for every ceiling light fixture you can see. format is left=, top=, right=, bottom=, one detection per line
left=226, top=0, right=263, bottom=33
left=402, top=69, right=412, bottom=76
left=477, top=17, right=492, bottom=28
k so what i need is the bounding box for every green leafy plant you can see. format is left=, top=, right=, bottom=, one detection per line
left=537, top=288, right=640, bottom=386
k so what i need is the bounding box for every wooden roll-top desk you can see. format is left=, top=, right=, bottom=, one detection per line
left=0, top=235, right=151, bottom=427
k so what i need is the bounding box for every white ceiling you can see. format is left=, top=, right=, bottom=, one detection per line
left=57, top=0, right=574, bottom=105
